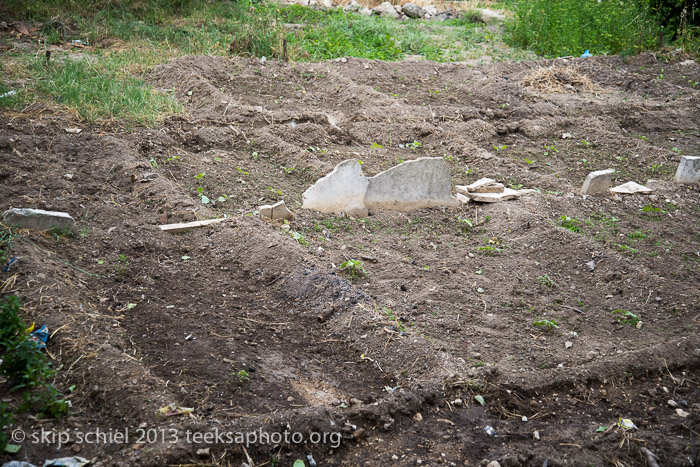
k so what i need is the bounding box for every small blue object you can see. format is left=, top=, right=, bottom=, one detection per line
left=581, top=50, right=592, bottom=58
left=30, top=325, right=49, bottom=349
left=2, top=256, right=17, bottom=272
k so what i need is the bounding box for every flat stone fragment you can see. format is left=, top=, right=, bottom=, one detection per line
left=3, top=208, right=75, bottom=232
left=609, top=181, right=653, bottom=194
left=160, top=218, right=229, bottom=233
left=302, top=159, right=369, bottom=217
left=455, top=193, right=470, bottom=204
left=581, top=169, right=615, bottom=194
left=674, top=156, right=700, bottom=184
left=456, top=178, right=505, bottom=194
left=364, top=157, right=459, bottom=210
left=259, top=200, right=293, bottom=221
left=466, top=187, right=522, bottom=203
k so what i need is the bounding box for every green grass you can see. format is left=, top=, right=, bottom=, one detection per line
left=506, top=0, right=661, bottom=57
left=3, top=0, right=521, bottom=124
left=32, top=54, right=182, bottom=125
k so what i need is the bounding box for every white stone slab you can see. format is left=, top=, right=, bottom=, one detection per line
left=609, top=181, right=653, bottom=194
left=364, top=157, right=459, bottom=210
left=3, top=208, right=75, bottom=232
left=581, top=169, right=614, bottom=194
left=259, top=200, right=293, bottom=221
left=302, top=159, right=369, bottom=217
left=674, top=156, right=700, bottom=184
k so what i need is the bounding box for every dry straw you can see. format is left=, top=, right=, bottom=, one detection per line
left=521, top=66, right=603, bottom=93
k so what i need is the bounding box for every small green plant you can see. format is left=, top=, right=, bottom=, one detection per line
left=50, top=226, right=74, bottom=240
left=476, top=246, right=503, bottom=256
left=196, top=187, right=210, bottom=204
left=611, top=310, right=639, bottom=326
left=234, top=369, right=250, bottom=384
left=558, top=215, right=581, bottom=233
left=628, top=231, right=647, bottom=240
left=371, top=142, right=384, bottom=151
left=288, top=230, right=310, bottom=247
left=194, top=172, right=205, bottom=180
left=456, top=217, right=473, bottom=233
left=405, top=140, right=421, bottom=150
left=533, top=319, right=559, bottom=331
left=493, top=145, right=508, bottom=151
left=0, top=295, right=69, bottom=450
left=340, top=259, right=367, bottom=278
left=149, top=157, right=159, bottom=169
left=537, top=274, right=558, bottom=288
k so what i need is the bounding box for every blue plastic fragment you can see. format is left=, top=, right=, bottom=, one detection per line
left=30, top=325, right=49, bottom=349
left=2, top=256, right=17, bottom=272
left=581, top=50, right=592, bottom=58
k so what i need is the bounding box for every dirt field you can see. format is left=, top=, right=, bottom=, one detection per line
left=1, top=50, right=700, bottom=466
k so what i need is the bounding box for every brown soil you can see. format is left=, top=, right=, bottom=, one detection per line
left=1, top=50, right=700, bottom=467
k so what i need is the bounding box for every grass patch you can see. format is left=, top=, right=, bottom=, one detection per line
left=506, top=0, right=660, bottom=57
left=32, top=54, right=182, bottom=125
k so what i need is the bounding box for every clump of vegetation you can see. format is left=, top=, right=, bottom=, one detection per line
left=534, top=319, right=559, bottom=331
left=233, top=369, right=250, bottom=385
left=340, top=259, right=367, bottom=278
left=537, top=274, right=559, bottom=288
left=611, top=309, right=639, bottom=327
left=558, top=215, right=581, bottom=233
left=0, top=295, right=69, bottom=450
left=506, top=0, right=661, bottom=57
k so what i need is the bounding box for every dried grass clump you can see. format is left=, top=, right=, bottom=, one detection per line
left=521, top=66, right=603, bottom=93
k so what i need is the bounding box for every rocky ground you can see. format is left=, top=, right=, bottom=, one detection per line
left=1, top=49, right=700, bottom=466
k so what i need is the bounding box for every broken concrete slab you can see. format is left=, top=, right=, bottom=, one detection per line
left=259, top=200, right=293, bottom=221
left=455, top=178, right=505, bottom=194
left=364, top=157, right=459, bottom=210
left=581, top=169, right=614, bottom=194
left=302, top=159, right=369, bottom=217
left=609, top=181, right=653, bottom=194
left=455, top=193, right=470, bottom=204
left=159, top=218, right=229, bottom=233
left=464, top=188, right=522, bottom=203
left=3, top=208, right=75, bottom=232
left=674, top=156, right=700, bottom=184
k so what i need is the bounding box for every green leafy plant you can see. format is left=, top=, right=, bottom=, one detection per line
left=0, top=295, right=69, bottom=449
left=558, top=215, right=581, bottom=233
left=611, top=309, right=639, bottom=326
left=288, top=230, right=310, bottom=247
left=340, top=259, right=367, bottom=278
left=233, top=369, right=250, bottom=385
left=537, top=274, right=558, bottom=288
left=533, top=319, right=559, bottom=331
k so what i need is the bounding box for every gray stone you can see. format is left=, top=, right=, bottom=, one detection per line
left=318, top=0, right=333, bottom=8
left=372, top=1, right=399, bottom=18
left=343, top=0, right=360, bottom=11
left=476, top=8, right=505, bottom=23
left=402, top=3, right=425, bottom=18
left=3, top=208, right=75, bottom=232
left=581, top=169, right=614, bottom=194
left=364, top=157, right=458, bottom=210
left=674, top=156, right=700, bottom=184
left=423, top=4, right=437, bottom=18
left=302, top=159, right=369, bottom=217
left=359, top=6, right=372, bottom=15
left=259, top=200, right=293, bottom=221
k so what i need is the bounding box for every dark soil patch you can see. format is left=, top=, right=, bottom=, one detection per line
left=1, top=51, right=699, bottom=466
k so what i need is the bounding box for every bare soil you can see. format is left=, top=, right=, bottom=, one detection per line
left=1, top=49, right=700, bottom=467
